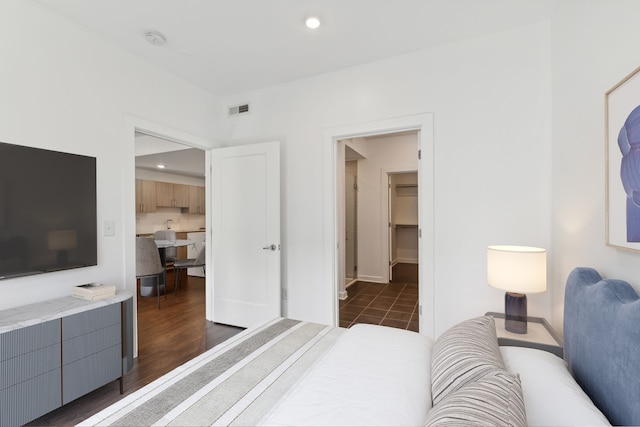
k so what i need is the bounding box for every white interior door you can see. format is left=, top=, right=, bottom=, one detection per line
left=388, top=174, right=394, bottom=282
left=212, top=141, right=281, bottom=328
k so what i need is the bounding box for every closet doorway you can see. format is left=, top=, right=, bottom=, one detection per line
left=388, top=172, right=419, bottom=283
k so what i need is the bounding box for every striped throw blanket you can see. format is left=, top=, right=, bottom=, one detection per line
left=79, top=318, right=343, bottom=426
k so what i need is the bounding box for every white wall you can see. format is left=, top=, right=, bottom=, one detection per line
left=352, top=134, right=417, bottom=283
left=221, top=21, right=552, bottom=335
left=0, top=1, right=221, bottom=310
left=550, top=0, right=640, bottom=331
left=12, top=1, right=634, bottom=339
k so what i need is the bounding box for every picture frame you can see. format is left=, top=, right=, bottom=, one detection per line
left=606, top=65, right=640, bottom=252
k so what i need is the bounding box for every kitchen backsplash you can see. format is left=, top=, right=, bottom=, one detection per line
left=136, top=208, right=205, bottom=235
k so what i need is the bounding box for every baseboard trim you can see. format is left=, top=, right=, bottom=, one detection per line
left=396, top=258, right=418, bottom=264
left=357, top=275, right=386, bottom=284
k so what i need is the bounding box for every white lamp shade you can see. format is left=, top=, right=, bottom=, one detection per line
left=487, top=245, right=547, bottom=293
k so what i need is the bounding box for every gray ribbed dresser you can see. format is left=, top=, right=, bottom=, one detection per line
left=0, top=293, right=133, bottom=426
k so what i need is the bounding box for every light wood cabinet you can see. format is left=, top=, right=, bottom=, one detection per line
left=188, top=185, right=206, bottom=214
left=156, top=182, right=190, bottom=208
left=135, top=179, right=157, bottom=213
left=174, top=184, right=190, bottom=207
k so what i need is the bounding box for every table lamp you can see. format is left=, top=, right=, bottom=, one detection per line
left=487, top=245, right=546, bottom=334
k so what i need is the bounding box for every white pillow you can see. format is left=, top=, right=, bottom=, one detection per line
left=500, top=346, right=610, bottom=427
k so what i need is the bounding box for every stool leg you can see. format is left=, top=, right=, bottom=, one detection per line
left=156, top=276, right=161, bottom=309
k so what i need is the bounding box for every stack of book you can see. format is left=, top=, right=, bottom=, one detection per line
left=72, top=283, right=116, bottom=301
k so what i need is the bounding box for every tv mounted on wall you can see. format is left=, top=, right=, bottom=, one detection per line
left=0, top=142, right=97, bottom=279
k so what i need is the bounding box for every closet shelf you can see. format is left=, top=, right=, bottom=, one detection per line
left=395, top=183, right=418, bottom=197
left=395, top=223, right=418, bottom=229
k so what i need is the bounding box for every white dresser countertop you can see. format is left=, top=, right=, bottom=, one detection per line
left=0, top=292, right=132, bottom=334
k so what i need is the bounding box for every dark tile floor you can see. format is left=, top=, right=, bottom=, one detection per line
left=339, top=263, right=419, bottom=332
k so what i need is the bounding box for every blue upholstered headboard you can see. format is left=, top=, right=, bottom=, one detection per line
left=564, top=267, right=640, bottom=426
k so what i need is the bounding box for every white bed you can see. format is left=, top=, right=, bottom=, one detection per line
left=80, top=267, right=639, bottom=426
left=261, top=321, right=609, bottom=427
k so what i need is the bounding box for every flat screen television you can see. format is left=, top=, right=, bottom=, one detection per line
left=0, top=142, right=97, bottom=279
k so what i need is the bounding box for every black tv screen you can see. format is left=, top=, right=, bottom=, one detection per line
left=0, top=142, right=97, bottom=279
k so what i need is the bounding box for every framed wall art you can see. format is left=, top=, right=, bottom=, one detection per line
left=606, top=65, right=640, bottom=252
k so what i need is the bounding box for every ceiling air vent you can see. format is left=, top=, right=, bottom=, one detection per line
left=228, top=103, right=250, bottom=117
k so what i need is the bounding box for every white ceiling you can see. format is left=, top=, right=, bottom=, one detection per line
left=135, top=133, right=205, bottom=178
left=36, top=0, right=558, bottom=177
left=34, top=0, right=558, bottom=96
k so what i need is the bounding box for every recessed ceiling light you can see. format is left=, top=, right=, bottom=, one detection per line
left=305, top=16, right=321, bottom=29
left=145, top=31, right=167, bottom=46
left=157, top=164, right=166, bottom=169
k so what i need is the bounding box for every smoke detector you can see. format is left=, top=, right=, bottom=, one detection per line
left=145, top=31, right=167, bottom=46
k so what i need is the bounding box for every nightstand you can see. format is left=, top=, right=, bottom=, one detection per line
left=485, top=312, right=564, bottom=358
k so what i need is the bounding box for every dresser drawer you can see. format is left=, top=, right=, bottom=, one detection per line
left=0, top=343, right=60, bottom=390
left=62, top=303, right=120, bottom=340
left=62, top=345, right=121, bottom=404
left=0, top=320, right=60, bottom=361
left=0, top=368, right=61, bottom=426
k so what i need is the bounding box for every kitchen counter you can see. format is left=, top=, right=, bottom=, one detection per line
left=136, top=229, right=205, bottom=237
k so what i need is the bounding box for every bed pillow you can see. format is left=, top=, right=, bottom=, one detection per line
left=431, top=316, right=505, bottom=405
left=500, top=346, right=610, bottom=426
left=425, top=370, right=526, bottom=427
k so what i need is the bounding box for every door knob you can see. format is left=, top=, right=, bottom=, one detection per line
left=262, top=244, right=277, bottom=251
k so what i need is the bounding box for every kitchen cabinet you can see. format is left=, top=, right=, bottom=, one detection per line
left=135, top=179, right=157, bottom=213
left=156, top=182, right=190, bottom=208
left=188, top=185, right=206, bottom=214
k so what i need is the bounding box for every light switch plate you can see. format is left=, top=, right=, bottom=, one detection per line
left=104, top=220, right=116, bottom=237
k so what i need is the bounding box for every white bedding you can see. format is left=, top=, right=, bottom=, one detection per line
left=500, top=346, right=610, bottom=427
left=260, top=324, right=610, bottom=427
left=260, top=324, right=434, bottom=426
left=79, top=316, right=614, bottom=427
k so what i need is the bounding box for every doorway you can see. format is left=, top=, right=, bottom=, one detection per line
left=388, top=172, right=419, bottom=283
left=324, top=113, right=434, bottom=337
left=337, top=133, right=419, bottom=331
left=134, top=131, right=208, bottom=355
left=124, top=116, right=214, bottom=357
left=344, top=160, right=358, bottom=286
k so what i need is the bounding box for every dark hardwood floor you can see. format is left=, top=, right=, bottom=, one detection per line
left=28, top=270, right=243, bottom=426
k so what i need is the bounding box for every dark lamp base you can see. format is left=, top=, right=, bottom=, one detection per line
left=505, top=292, right=527, bottom=334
